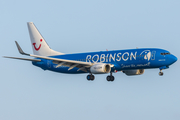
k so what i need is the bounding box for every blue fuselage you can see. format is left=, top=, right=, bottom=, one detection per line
left=32, top=48, right=177, bottom=74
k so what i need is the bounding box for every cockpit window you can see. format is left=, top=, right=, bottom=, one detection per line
left=161, top=53, right=171, bottom=55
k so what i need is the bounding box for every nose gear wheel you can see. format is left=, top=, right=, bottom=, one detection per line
left=159, top=70, right=164, bottom=76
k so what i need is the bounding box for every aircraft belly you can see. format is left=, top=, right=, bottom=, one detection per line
left=49, top=67, right=86, bottom=74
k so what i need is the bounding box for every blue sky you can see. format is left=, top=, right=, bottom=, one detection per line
left=0, top=0, right=180, bottom=120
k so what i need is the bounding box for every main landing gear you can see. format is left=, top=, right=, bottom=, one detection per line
left=86, top=72, right=115, bottom=82
left=106, top=72, right=115, bottom=82
left=87, top=74, right=95, bottom=81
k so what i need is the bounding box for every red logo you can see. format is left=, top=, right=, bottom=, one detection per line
left=33, top=39, right=42, bottom=51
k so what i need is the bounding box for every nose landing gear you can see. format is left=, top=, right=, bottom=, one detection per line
left=159, top=70, right=163, bottom=76
left=159, top=66, right=169, bottom=76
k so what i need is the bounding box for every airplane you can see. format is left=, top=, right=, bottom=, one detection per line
left=4, top=22, right=178, bottom=81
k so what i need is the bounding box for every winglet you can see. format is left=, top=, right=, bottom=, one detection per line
left=15, top=41, right=30, bottom=56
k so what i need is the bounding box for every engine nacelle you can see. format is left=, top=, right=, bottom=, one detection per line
left=123, top=69, right=145, bottom=76
left=90, top=64, right=111, bottom=74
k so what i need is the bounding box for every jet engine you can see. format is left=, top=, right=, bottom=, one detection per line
left=90, top=63, right=111, bottom=74
left=123, top=69, right=145, bottom=76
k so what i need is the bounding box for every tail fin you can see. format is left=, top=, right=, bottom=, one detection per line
left=27, top=22, right=64, bottom=56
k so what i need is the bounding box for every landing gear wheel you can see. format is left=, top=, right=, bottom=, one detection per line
left=159, top=72, right=163, bottom=76
left=87, top=75, right=91, bottom=80
left=106, top=75, right=115, bottom=82
left=87, top=74, right=95, bottom=81
left=107, top=76, right=111, bottom=81
left=111, top=76, right=115, bottom=81
left=90, top=75, right=95, bottom=80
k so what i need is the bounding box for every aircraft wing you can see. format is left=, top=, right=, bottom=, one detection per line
left=3, top=56, right=41, bottom=62
left=30, top=54, right=93, bottom=72
left=5, top=41, right=94, bottom=72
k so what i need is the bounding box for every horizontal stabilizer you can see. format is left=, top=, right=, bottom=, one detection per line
left=4, top=56, right=41, bottom=62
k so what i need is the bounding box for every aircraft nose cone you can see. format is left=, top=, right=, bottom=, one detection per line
left=171, top=55, right=178, bottom=64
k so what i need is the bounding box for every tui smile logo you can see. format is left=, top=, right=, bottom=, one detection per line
left=33, top=39, right=42, bottom=51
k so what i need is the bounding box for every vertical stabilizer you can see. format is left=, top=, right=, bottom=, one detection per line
left=27, top=22, right=64, bottom=56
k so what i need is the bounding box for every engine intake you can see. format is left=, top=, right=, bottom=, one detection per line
left=123, top=69, right=145, bottom=76
left=90, top=64, right=111, bottom=74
